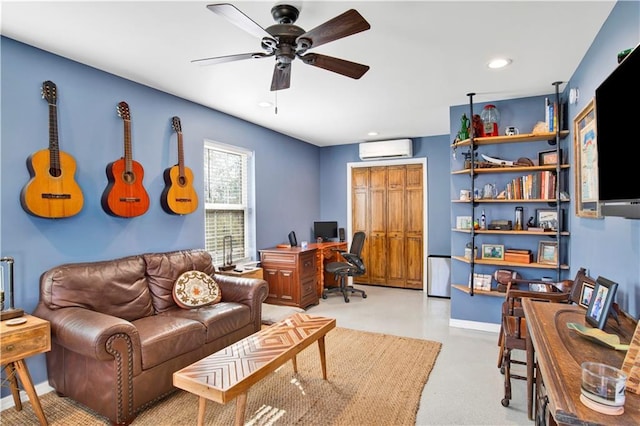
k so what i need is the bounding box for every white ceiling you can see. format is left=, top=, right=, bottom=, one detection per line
left=1, top=1, right=616, bottom=147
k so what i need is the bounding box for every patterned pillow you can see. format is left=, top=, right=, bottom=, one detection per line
left=172, top=270, right=221, bottom=309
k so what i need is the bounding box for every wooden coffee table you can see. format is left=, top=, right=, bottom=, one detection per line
left=173, top=312, right=336, bottom=426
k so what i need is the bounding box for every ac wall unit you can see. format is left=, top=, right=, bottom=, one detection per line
left=359, top=139, right=413, bottom=160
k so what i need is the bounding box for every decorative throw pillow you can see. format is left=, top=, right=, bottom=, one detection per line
left=172, top=270, right=221, bottom=309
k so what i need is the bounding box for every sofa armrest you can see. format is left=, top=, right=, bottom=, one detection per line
left=33, top=304, right=141, bottom=362
left=214, top=275, right=268, bottom=328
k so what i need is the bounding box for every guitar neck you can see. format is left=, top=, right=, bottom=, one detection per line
left=123, top=118, right=133, bottom=173
left=49, top=103, right=60, bottom=171
left=177, top=131, right=185, bottom=177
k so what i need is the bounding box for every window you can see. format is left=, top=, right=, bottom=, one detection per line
left=204, top=141, right=254, bottom=267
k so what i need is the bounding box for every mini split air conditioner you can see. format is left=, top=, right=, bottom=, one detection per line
left=358, top=139, right=413, bottom=160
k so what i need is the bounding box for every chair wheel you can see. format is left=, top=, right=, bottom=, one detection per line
left=501, top=398, right=510, bottom=407
left=500, top=366, right=505, bottom=374
left=362, top=294, right=367, bottom=298
left=322, top=294, right=327, bottom=299
left=345, top=298, right=350, bottom=303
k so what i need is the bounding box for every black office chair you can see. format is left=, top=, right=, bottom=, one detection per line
left=322, top=231, right=367, bottom=303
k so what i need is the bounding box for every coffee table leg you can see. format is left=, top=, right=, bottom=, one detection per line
left=318, top=335, right=327, bottom=380
left=234, top=392, right=247, bottom=426
left=197, top=396, right=207, bottom=426
left=291, top=355, right=298, bottom=373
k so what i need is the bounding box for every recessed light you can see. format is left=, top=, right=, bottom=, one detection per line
left=488, top=58, right=512, bottom=69
left=367, top=131, right=379, bottom=136
left=258, top=101, right=272, bottom=108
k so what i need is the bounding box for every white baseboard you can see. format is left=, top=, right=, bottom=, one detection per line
left=449, top=318, right=500, bottom=333
left=0, top=380, right=54, bottom=410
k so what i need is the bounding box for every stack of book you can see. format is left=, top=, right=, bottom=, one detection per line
left=504, top=248, right=532, bottom=263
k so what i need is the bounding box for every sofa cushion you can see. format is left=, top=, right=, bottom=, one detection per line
left=133, top=315, right=206, bottom=370
left=39, top=255, right=154, bottom=322
left=173, top=270, right=221, bottom=309
left=144, top=249, right=216, bottom=313
left=161, top=302, right=251, bottom=343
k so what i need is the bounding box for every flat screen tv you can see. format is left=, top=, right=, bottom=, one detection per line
left=595, top=43, right=640, bottom=219
left=313, top=221, right=338, bottom=242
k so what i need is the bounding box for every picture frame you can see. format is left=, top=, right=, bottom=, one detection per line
left=468, top=273, right=492, bottom=291
left=573, top=98, right=602, bottom=218
left=586, top=276, right=618, bottom=330
left=537, top=241, right=558, bottom=265
left=538, top=149, right=563, bottom=166
left=536, top=208, right=562, bottom=231
left=481, top=244, right=504, bottom=260
left=456, top=216, right=472, bottom=230
left=578, top=277, right=596, bottom=309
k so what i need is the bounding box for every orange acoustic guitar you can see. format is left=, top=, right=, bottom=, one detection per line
left=101, top=101, right=150, bottom=218
left=161, top=116, right=199, bottom=215
left=20, top=80, right=84, bottom=218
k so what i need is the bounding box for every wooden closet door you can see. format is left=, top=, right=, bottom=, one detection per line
left=386, top=166, right=406, bottom=286
left=351, top=167, right=370, bottom=281
left=405, top=164, right=424, bottom=289
left=368, top=167, right=387, bottom=284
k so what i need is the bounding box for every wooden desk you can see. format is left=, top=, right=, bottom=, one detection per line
left=1, top=314, right=51, bottom=425
left=307, top=241, right=348, bottom=296
left=523, top=299, right=640, bottom=425
left=259, top=246, right=318, bottom=309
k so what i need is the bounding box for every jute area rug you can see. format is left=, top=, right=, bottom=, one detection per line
left=1, top=327, right=441, bottom=425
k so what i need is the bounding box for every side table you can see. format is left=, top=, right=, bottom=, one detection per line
left=1, top=314, right=51, bottom=425
left=217, top=267, right=263, bottom=280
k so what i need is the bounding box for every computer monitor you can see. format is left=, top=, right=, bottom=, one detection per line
left=313, top=221, right=338, bottom=242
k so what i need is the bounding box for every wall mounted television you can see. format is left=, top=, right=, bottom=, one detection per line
left=313, top=221, right=338, bottom=242
left=595, top=43, right=640, bottom=219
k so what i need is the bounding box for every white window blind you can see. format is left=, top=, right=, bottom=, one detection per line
left=204, top=141, right=251, bottom=267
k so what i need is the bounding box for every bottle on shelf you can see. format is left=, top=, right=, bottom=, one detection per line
left=480, top=209, right=486, bottom=230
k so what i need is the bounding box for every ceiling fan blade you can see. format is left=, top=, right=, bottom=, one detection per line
left=297, top=9, right=370, bottom=49
left=207, top=3, right=272, bottom=40
left=270, top=64, right=291, bottom=91
left=300, top=53, right=370, bottom=79
left=191, top=52, right=270, bottom=66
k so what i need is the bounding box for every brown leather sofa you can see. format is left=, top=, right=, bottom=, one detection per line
left=33, top=249, right=268, bottom=425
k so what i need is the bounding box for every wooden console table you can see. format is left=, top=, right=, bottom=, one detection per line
left=523, top=299, right=640, bottom=425
left=1, top=314, right=51, bottom=425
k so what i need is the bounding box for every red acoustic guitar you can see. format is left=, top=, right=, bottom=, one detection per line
left=20, top=80, right=84, bottom=218
left=161, top=116, right=199, bottom=215
left=101, top=101, right=150, bottom=217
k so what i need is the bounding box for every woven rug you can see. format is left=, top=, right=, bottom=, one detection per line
left=1, top=327, right=441, bottom=425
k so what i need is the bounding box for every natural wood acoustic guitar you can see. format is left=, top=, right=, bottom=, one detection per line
left=20, top=80, right=84, bottom=218
left=101, top=101, right=150, bottom=217
left=160, top=116, right=199, bottom=215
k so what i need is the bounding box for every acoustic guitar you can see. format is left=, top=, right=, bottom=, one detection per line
left=20, top=80, right=84, bottom=218
left=101, top=101, right=150, bottom=217
left=161, top=116, right=199, bottom=215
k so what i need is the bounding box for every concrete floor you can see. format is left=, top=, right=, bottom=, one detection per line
left=306, top=284, right=531, bottom=425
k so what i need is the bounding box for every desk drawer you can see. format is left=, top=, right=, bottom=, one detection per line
left=1, top=321, right=50, bottom=364
left=260, top=252, right=297, bottom=265
left=299, top=252, right=316, bottom=279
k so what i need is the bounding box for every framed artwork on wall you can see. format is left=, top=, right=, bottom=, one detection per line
left=573, top=98, right=602, bottom=218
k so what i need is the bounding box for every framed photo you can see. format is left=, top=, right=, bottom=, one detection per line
left=456, top=216, right=472, bottom=230
left=537, top=241, right=558, bottom=265
left=586, top=276, right=618, bottom=330
left=578, top=277, right=596, bottom=309
left=538, top=149, right=563, bottom=166
left=481, top=244, right=504, bottom=260
left=536, top=208, right=562, bottom=231
left=573, top=98, right=602, bottom=218
left=469, top=273, right=492, bottom=291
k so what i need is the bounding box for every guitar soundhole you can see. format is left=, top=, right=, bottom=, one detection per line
left=49, top=167, right=62, bottom=178
left=122, top=172, right=136, bottom=184
left=178, top=176, right=187, bottom=186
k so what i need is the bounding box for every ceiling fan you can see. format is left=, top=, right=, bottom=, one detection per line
left=192, top=3, right=371, bottom=91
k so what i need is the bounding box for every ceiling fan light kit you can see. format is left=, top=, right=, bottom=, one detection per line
left=194, top=3, right=371, bottom=91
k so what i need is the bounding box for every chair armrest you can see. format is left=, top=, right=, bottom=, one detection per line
left=33, top=304, right=140, bottom=361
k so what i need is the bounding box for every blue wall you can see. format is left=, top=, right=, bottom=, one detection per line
left=448, top=1, right=640, bottom=325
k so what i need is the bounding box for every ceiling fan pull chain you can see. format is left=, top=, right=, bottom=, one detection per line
left=275, top=90, right=278, bottom=115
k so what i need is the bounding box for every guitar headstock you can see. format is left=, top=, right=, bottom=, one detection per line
left=117, top=101, right=131, bottom=120
left=172, top=116, right=182, bottom=133
left=42, top=80, right=57, bottom=105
